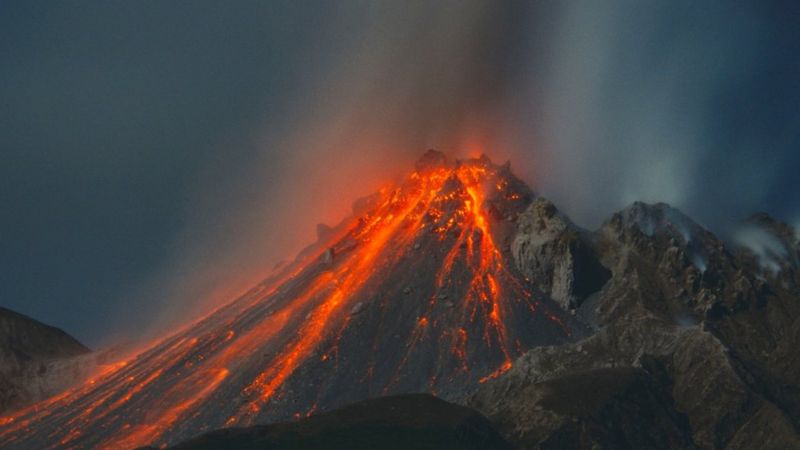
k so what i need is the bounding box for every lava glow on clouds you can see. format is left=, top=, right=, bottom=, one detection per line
left=148, top=0, right=799, bottom=345
left=0, top=154, right=575, bottom=449
left=2, top=1, right=796, bottom=347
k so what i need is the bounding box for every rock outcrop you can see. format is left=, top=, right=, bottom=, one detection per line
left=471, top=202, right=800, bottom=449
left=511, top=198, right=610, bottom=310
left=0, top=307, right=91, bottom=413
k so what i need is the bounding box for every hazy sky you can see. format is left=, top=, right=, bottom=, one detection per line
left=2, top=1, right=798, bottom=346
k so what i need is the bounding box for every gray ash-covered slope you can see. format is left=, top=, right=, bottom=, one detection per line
left=135, top=189, right=800, bottom=450
left=471, top=200, right=800, bottom=449
left=0, top=151, right=580, bottom=449
left=145, top=394, right=512, bottom=450
left=0, top=307, right=90, bottom=414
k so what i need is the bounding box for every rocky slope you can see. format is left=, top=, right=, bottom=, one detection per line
left=150, top=199, right=799, bottom=450
left=510, top=197, right=610, bottom=311
left=470, top=201, right=800, bottom=449
left=0, top=307, right=91, bottom=413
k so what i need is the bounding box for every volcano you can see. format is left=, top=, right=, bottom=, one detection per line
left=0, top=151, right=580, bottom=449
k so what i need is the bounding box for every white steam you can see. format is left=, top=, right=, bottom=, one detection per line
left=794, top=219, right=800, bottom=246
left=121, top=1, right=797, bottom=341
left=734, top=225, right=788, bottom=274
left=519, top=1, right=771, bottom=228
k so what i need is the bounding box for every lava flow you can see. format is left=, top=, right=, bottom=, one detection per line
left=0, top=150, right=578, bottom=449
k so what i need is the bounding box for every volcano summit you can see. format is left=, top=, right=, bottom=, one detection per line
left=0, top=151, right=584, bottom=448
left=3, top=150, right=800, bottom=449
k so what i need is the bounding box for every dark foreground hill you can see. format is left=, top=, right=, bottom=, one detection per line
left=144, top=394, right=511, bottom=450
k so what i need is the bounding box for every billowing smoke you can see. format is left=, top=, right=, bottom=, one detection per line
left=734, top=225, right=789, bottom=273
left=121, top=1, right=800, bottom=342
left=125, top=1, right=529, bottom=340
left=520, top=1, right=800, bottom=230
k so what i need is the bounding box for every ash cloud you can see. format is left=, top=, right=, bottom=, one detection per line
left=518, top=1, right=800, bottom=230
left=132, top=1, right=533, bottom=339
left=140, top=0, right=800, bottom=340
left=4, top=1, right=797, bottom=344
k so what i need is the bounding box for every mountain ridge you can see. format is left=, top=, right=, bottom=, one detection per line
left=471, top=196, right=800, bottom=449
left=2, top=150, right=798, bottom=449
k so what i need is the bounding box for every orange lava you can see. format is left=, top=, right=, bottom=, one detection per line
left=0, top=154, right=570, bottom=449
left=237, top=169, right=447, bottom=421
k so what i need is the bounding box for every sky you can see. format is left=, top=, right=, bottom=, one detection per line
left=1, top=1, right=798, bottom=346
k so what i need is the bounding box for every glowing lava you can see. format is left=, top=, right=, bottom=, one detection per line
left=0, top=151, right=577, bottom=449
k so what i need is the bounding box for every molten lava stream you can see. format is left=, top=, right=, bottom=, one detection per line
left=0, top=157, right=568, bottom=449
left=91, top=269, right=347, bottom=447
left=104, top=367, right=230, bottom=449
left=382, top=164, right=516, bottom=392
left=235, top=171, right=448, bottom=422
left=448, top=166, right=514, bottom=381
left=0, top=224, right=353, bottom=449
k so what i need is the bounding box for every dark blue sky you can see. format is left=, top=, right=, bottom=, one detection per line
left=0, top=2, right=332, bottom=344
left=2, top=1, right=798, bottom=346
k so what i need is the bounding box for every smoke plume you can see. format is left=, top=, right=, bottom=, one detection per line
left=121, top=0, right=800, bottom=341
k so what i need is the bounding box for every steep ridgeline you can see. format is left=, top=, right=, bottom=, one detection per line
left=472, top=200, right=800, bottom=449
left=0, top=151, right=580, bottom=449
left=0, top=307, right=91, bottom=414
